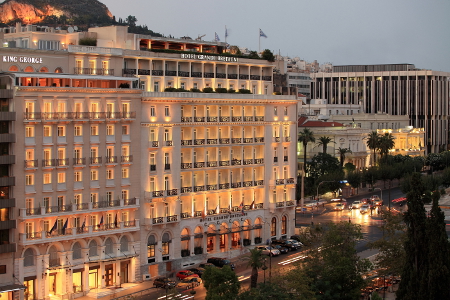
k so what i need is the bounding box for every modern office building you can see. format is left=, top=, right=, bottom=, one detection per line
left=0, top=23, right=299, bottom=299
left=310, top=64, right=450, bottom=153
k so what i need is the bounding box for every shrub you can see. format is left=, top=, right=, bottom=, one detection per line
left=203, top=87, right=214, bottom=93
left=215, top=88, right=228, bottom=93
left=228, top=88, right=236, bottom=93
left=79, top=37, right=97, bottom=46
left=190, top=88, right=201, bottom=93
left=238, top=89, right=251, bottom=94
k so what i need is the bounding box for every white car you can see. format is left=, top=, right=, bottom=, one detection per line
left=255, top=246, right=280, bottom=256
left=334, top=203, right=346, bottom=211
left=351, top=201, right=362, bottom=209
left=360, top=204, right=370, bottom=214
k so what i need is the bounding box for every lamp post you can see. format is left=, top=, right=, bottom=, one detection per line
left=262, top=262, right=268, bottom=283
left=316, top=181, right=335, bottom=202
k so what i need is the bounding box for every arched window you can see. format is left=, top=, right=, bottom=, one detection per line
left=281, top=216, right=287, bottom=235
left=8, top=66, right=18, bottom=72
left=23, top=248, right=35, bottom=267
left=105, top=238, right=114, bottom=255
left=54, top=67, right=63, bottom=73
left=162, top=232, right=171, bottom=256
left=271, top=217, right=277, bottom=237
left=120, top=236, right=129, bottom=252
left=147, top=235, right=156, bottom=258
left=72, top=242, right=82, bottom=260
left=89, top=240, right=98, bottom=257
left=24, top=66, right=34, bottom=72
left=39, top=67, right=48, bottom=73
left=48, top=246, right=59, bottom=267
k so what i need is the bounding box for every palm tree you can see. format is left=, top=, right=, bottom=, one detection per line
left=337, top=147, right=352, bottom=167
left=379, top=132, right=395, bottom=159
left=245, top=248, right=266, bottom=288
left=317, top=136, right=334, bottom=154
left=298, top=128, right=315, bottom=166
left=366, top=131, right=380, bottom=165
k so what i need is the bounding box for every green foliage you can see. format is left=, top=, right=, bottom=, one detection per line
left=237, top=282, right=293, bottom=300
left=261, top=49, right=275, bottom=62
left=215, top=87, right=228, bottom=93
left=317, top=136, right=333, bottom=154
left=343, top=162, right=356, bottom=173
left=272, top=267, right=316, bottom=299
left=202, top=87, right=214, bottom=93
left=190, top=88, right=201, bottom=93
left=366, top=131, right=380, bottom=164
left=378, top=132, right=395, bottom=158
left=203, top=265, right=240, bottom=300
left=337, top=147, right=352, bottom=167
left=79, top=37, right=97, bottom=46
left=362, top=166, right=379, bottom=189
left=346, top=171, right=361, bottom=190
left=306, top=153, right=342, bottom=179
left=248, top=51, right=260, bottom=59
left=299, top=128, right=316, bottom=169
left=227, top=88, right=236, bottom=93
left=238, top=89, right=251, bottom=94
left=243, top=248, right=267, bottom=288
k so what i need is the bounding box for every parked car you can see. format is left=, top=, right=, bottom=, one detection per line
left=351, top=200, right=362, bottom=209
left=153, top=277, right=176, bottom=289
left=272, top=239, right=300, bottom=250
left=207, top=257, right=236, bottom=270
left=187, top=267, right=205, bottom=278
left=199, top=263, right=216, bottom=269
left=176, top=270, right=199, bottom=280
left=177, top=276, right=202, bottom=289
left=360, top=204, right=370, bottom=214
left=272, top=244, right=289, bottom=254
left=255, top=245, right=280, bottom=256
left=286, top=239, right=302, bottom=248
left=334, top=202, right=346, bottom=211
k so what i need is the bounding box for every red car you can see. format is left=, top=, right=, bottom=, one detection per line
left=176, top=270, right=199, bottom=280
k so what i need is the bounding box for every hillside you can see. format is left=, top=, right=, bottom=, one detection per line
left=0, top=0, right=112, bottom=24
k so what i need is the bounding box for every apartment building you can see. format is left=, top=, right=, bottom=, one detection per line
left=310, top=64, right=450, bottom=153
left=0, top=24, right=299, bottom=299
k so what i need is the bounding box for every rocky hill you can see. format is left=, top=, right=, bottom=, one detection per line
left=0, top=0, right=112, bottom=24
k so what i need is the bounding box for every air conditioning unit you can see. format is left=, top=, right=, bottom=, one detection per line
left=143, top=274, right=151, bottom=281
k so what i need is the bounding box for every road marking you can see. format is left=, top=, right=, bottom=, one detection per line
left=158, top=294, right=194, bottom=299
left=238, top=275, right=251, bottom=281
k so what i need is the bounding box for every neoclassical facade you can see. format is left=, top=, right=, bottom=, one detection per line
left=0, top=23, right=299, bottom=299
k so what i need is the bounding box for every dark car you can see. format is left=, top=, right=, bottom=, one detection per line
left=272, top=244, right=289, bottom=254
left=207, top=257, right=236, bottom=270
left=199, top=262, right=216, bottom=269
left=272, top=240, right=300, bottom=250
left=153, top=277, right=176, bottom=289
left=188, top=267, right=205, bottom=278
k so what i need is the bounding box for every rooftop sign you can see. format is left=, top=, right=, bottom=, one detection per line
left=181, top=53, right=238, bottom=62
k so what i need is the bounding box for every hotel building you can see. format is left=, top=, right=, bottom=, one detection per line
left=310, top=64, right=450, bottom=153
left=0, top=24, right=298, bottom=299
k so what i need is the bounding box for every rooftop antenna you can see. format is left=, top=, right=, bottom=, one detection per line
left=196, top=34, right=206, bottom=41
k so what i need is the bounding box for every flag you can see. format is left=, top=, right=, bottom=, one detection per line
left=259, top=29, right=267, bottom=38
left=98, top=215, right=103, bottom=228
left=225, top=27, right=228, bottom=38
left=250, top=200, right=255, bottom=209
left=215, top=204, right=219, bottom=214
left=49, top=219, right=57, bottom=234
left=62, top=218, right=68, bottom=235
left=228, top=204, right=232, bottom=214
left=215, top=32, right=220, bottom=42
left=81, top=217, right=86, bottom=231
left=239, top=201, right=243, bottom=211
left=114, top=214, right=118, bottom=228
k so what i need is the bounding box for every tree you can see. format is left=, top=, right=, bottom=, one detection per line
left=244, top=248, right=266, bottom=288
left=425, top=191, right=450, bottom=299
left=304, top=222, right=371, bottom=300
left=203, top=265, right=240, bottom=300
left=261, top=49, right=275, bottom=62
left=317, top=136, right=333, bottom=154
left=306, top=153, right=342, bottom=180
left=378, top=132, right=395, bottom=159
left=299, top=128, right=316, bottom=168
left=126, top=15, right=137, bottom=26
left=346, top=171, right=361, bottom=194
left=248, top=51, right=260, bottom=59
left=273, top=265, right=316, bottom=299
left=337, top=147, right=352, bottom=167
left=362, top=166, right=379, bottom=191
left=366, top=131, right=380, bottom=165
left=397, top=173, right=429, bottom=300
left=237, top=282, right=293, bottom=300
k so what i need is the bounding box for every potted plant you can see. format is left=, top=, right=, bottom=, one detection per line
left=194, top=246, right=203, bottom=255
left=181, top=249, right=190, bottom=257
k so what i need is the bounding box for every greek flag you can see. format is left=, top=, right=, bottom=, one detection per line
left=215, top=32, right=220, bottom=42
left=259, top=29, right=267, bottom=38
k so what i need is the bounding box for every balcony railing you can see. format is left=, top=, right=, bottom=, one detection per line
left=26, top=208, right=41, bottom=216
left=191, top=72, right=203, bottom=78
left=181, top=163, right=192, bottom=169
left=276, top=179, right=285, bottom=185
left=255, top=203, right=264, bottom=209
left=181, top=212, right=191, bottom=219
left=231, top=159, right=241, bottom=165
left=24, top=160, right=38, bottom=168
left=219, top=183, right=229, bottom=189
left=152, top=70, right=163, bottom=76
left=194, top=117, right=205, bottom=122
left=105, top=156, right=118, bottom=163
left=74, top=67, right=114, bottom=75
left=166, top=189, right=178, bottom=196
left=227, top=74, right=237, bottom=79
left=231, top=206, right=240, bottom=212
left=220, top=208, right=229, bottom=214
left=254, top=180, right=264, bottom=186
left=285, top=137, right=291, bottom=142
left=165, top=141, right=173, bottom=146
left=243, top=116, right=253, bottom=122
left=219, top=138, right=230, bottom=144
left=138, top=69, right=150, bottom=75
left=255, top=116, right=264, bottom=121
left=164, top=164, right=171, bottom=170
left=243, top=138, right=253, bottom=143
left=178, top=71, right=190, bottom=77
left=46, top=204, right=72, bottom=213
left=254, top=137, right=264, bottom=142
left=243, top=181, right=253, bottom=187
left=231, top=138, right=242, bottom=143
left=56, top=158, right=69, bottom=166
left=219, top=117, right=230, bottom=122
left=152, top=191, right=164, bottom=197
left=216, top=73, right=226, bottom=78
left=165, top=70, right=177, bottom=76
left=275, top=137, right=281, bottom=142
left=286, top=178, right=295, bottom=184
left=194, top=162, right=205, bottom=168
left=250, top=75, right=261, bottom=80
left=181, top=140, right=193, bottom=145
left=124, top=220, right=136, bottom=227
left=219, top=160, right=230, bottom=166
left=153, top=217, right=164, bottom=224
left=194, top=186, right=205, bottom=192
left=276, top=202, right=285, bottom=208
left=243, top=159, right=253, bottom=165
left=262, top=76, right=272, bottom=81
left=207, top=117, right=218, bottom=122
left=73, top=158, right=86, bottom=165
left=231, top=117, right=242, bottom=122
left=274, top=157, right=278, bottom=162
left=181, top=187, right=193, bottom=193
left=206, top=184, right=217, bottom=190
left=231, top=182, right=241, bottom=188
left=121, top=155, right=133, bottom=163
left=284, top=156, right=288, bottom=162
left=167, top=215, right=178, bottom=222
left=150, top=141, right=159, bottom=147
left=207, top=209, right=217, bottom=215
left=204, top=72, right=214, bottom=78
left=150, top=164, right=156, bottom=171
left=76, top=203, right=89, bottom=210
left=194, top=139, right=205, bottom=145
left=92, top=200, right=120, bottom=209
left=90, top=157, right=102, bottom=164
left=255, top=158, right=264, bottom=164
left=207, top=161, right=217, bottom=167
left=194, top=211, right=203, bottom=217
left=181, top=117, right=193, bottom=122
left=239, top=74, right=249, bottom=80
left=286, top=200, right=295, bottom=206
left=124, top=198, right=137, bottom=205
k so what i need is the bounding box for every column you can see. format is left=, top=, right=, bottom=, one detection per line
left=59, top=252, right=68, bottom=296
left=42, top=254, right=50, bottom=299
left=114, top=243, right=121, bottom=287
left=82, top=249, right=89, bottom=293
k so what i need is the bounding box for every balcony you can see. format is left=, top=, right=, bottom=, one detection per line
left=219, top=117, right=230, bottom=122
left=204, top=72, right=214, bottom=78
left=239, top=74, right=249, bottom=80
left=138, top=69, right=150, bottom=75
left=286, top=178, right=295, bottom=184
left=56, top=158, right=69, bottom=167
left=23, top=112, right=41, bottom=121
left=164, top=164, right=171, bottom=170
left=254, top=137, right=264, bottom=142
left=165, top=70, right=177, bottom=76
left=255, top=203, right=264, bottom=209
left=178, top=71, right=190, bottom=77
left=274, top=157, right=278, bottom=162
left=206, top=184, right=217, bottom=190
left=73, top=158, right=86, bottom=166
left=207, top=139, right=218, bottom=145
left=285, top=137, right=291, bottom=142
left=181, top=163, right=192, bottom=169
left=231, top=138, right=242, bottom=144
left=275, top=137, right=281, bottom=142
left=231, top=159, right=241, bottom=165
left=152, top=70, right=163, bottom=76
left=152, top=191, right=164, bottom=197
left=216, top=73, right=226, bottom=78
left=219, top=138, right=230, bottom=144
left=250, top=75, right=261, bottom=80
left=181, top=117, right=193, bottom=122
left=24, top=160, right=38, bottom=168
left=227, top=74, right=237, bottom=79
left=181, top=212, right=191, bottom=219
left=194, top=211, right=203, bottom=217
left=165, top=141, right=173, bottom=146
left=207, top=117, right=218, bottom=122
left=276, top=179, right=285, bottom=185
left=254, top=180, right=264, bottom=186
left=219, top=160, right=230, bottom=166
left=255, top=116, right=264, bottom=121
left=121, top=155, right=133, bottom=163
left=194, top=186, right=205, bottom=192
left=286, top=200, right=295, bottom=206
left=42, top=159, right=56, bottom=167
left=231, top=206, right=240, bottom=212
left=276, top=202, right=285, bottom=208
left=243, top=138, right=253, bottom=143
left=231, top=182, right=241, bottom=188
left=220, top=208, right=229, bottom=214
left=219, top=183, right=229, bottom=189
left=243, top=116, right=253, bottom=122
left=92, top=200, right=120, bottom=209
left=194, top=139, right=205, bottom=145
left=90, top=157, right=102, bottom=164
left=194, top=162, right=205, bottom=168
left=255, top=158, right=264, bottom=164
left=181, top=140, right=193, bottom=145
left=284, top=156, right=288, bottom=162
left=243, top=181, right=253, bottom=187
left=150, top=164, right=156, bottom=171
left=150, top=141, right=159, bottom=147
left=231, top=117, right=242, bottom=122
left=243, top=159, right=253, bottom=165
left=207, top=161, right=217, bottom=167
left=181, top=187, right=193, bottom=193
left=167, top=215, right=178, bottom=222
left=166, top=189, right=178, bottom=196
left=74, top=68, right=115, bottom=76
left=207, top=209, right=217, bottom=215
left=194, top=117, right=205, bottom=122
left=191, top=72, right=203, bottom=78
left=262, top=76, right=272, bottom=81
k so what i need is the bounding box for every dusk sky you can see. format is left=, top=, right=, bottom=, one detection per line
left=101, top=0, right=449, bottom=72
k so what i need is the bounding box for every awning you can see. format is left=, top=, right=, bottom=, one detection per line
left=12, top=72, right=139, bottom=81
left=0, top=284, right=26, bottom=293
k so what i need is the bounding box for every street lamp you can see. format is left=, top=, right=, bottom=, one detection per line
left=262, top=262, right=268, bottom=283
left=316, top=181, right=335, bottom=202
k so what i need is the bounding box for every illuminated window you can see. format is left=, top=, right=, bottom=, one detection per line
left=74, top=125, right=82, bottom=136
left=57, top=172, right=65, bottom=183
left=164, top=106, right=170, bottom=117
left=90, top=170, right=98, bottom=181
left=122, top=168, right=129, bottom=178
left=106, top=169, right=114, bottom=180
left=271, top=217, right=277, bottom=236
left=74, top=171, right=82, bottom=182
left=106, top=125, right=114, bottom=135
left=57, top=126, right=65, bottom=137
left=122, top=125, right=129, bottom=135
left=90, top=125, right=98, bottom=136
left=43, top=173, right=51, bottom=184
left=25, top=174, right=34, bottom=185
left=150, top=106, right=156, bottom=116
left=43, top=125, right=52, bottom=137
left=25, top=126, right=34, bottom=137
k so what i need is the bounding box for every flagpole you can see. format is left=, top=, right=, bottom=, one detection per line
left=225, top=25, right=227, bottom=44
left=258, top=28, right=260, bottom=53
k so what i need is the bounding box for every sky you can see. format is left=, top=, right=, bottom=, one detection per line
left=52, top=1, right=450, bottom=71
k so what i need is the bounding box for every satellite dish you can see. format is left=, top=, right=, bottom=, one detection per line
left=74, top=26, right=78, bottom=31
left=68, top=27, right=74, bottom=33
